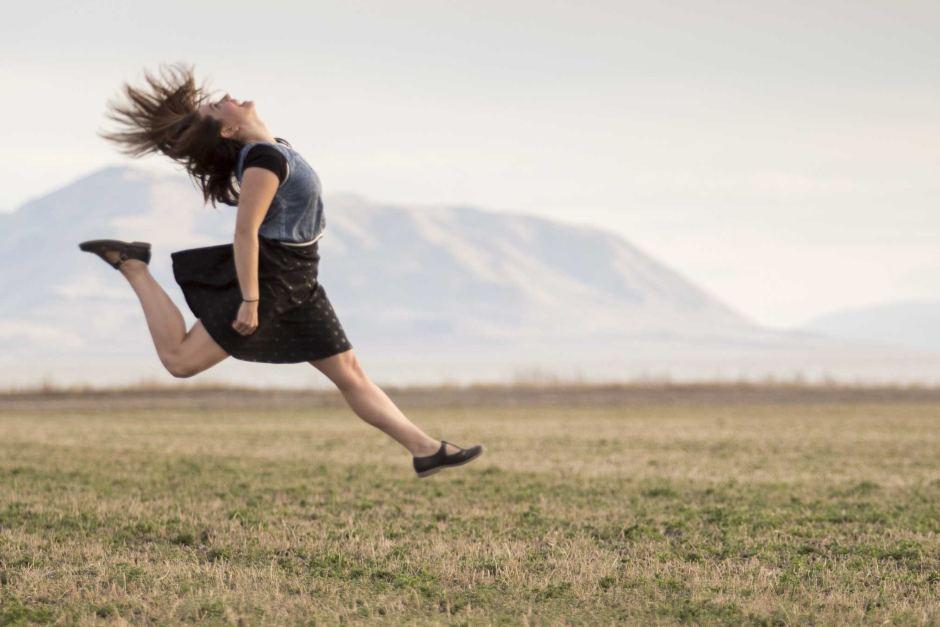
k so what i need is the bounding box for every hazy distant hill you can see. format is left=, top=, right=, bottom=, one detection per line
left=2, top=165, right=938, bottom=388
left=801, top=300, right=940, bottom=353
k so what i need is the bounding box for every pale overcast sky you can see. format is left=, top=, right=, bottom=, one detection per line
left=2, top=1, right=937, bottom=328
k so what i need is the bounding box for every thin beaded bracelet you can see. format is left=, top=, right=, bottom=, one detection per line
left=242, top=298, right=259, bottom=302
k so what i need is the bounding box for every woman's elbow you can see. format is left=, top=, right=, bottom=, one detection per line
left=234, top=229, right=259, bottom=240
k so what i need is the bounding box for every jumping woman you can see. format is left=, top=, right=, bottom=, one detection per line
left=79, top=63, right=483, bottom=478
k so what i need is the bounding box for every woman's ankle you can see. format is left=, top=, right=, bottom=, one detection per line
left=411, top=438, right=443, bottom=457
left=119, top=259, right=149, bottom=278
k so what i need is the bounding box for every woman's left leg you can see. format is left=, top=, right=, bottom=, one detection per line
left=118, top=259, right=230, bottom=377
left=310, top=349, right=461, bottom=457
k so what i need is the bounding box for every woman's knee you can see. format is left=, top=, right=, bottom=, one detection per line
left=318, top=350, right=368, bottom=391
left=162, top=350, right=198, bottom=378
left=161, top=325, right=228, bottom=378
left=339, top=356, right=369, bottom=391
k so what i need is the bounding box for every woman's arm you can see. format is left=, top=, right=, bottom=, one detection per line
left=231, top=167, right=279, bottom=335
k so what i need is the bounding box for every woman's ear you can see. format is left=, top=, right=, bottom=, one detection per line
left=221, top=125, right=239, bottom=139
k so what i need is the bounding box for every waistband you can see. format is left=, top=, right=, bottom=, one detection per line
left=274, top=233, right=324, bottom=247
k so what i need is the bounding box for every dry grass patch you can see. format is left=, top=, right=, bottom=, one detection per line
left=0, top=391, right=938, bottom=624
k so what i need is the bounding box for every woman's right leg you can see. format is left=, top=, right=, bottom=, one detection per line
left=309, top=349, right=454, bottom=457
left=118, top=258, right=230, bottom=377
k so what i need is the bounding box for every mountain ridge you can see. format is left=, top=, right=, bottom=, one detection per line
left=2, top=164, right=938, bottom=388
left=800, top=299, right=940, bottom=353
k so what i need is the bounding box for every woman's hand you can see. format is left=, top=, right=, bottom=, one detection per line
left=232, top=300, right=260, bottom=335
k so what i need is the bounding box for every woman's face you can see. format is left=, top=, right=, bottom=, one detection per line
left=198, top=92, right=258, bottom=139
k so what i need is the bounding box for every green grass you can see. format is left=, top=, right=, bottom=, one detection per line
left=0, top=393, right=938, bottom=624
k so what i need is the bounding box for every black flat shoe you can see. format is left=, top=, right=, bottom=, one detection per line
left=413, top=440, right=485, bottom=478
left=78, top=239, right=151, bottom=269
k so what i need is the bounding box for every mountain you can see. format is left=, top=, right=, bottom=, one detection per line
left=800, top=300, right=940, bottom=353
left=2, top=165, right=939, bottom=388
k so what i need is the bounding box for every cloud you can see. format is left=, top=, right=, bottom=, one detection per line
left=0, top=319, right=85, bottom=348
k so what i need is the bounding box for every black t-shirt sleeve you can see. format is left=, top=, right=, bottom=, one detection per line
left=242, top=144, right=288, bottom=184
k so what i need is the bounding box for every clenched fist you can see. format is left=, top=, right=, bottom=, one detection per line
left=232, top=300, right=259, bottom=335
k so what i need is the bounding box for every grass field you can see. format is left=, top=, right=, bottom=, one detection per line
left=0, top=384, right=938, bottom=624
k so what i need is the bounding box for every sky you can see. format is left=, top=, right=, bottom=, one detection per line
left=2, top=0, right=938, bottom=328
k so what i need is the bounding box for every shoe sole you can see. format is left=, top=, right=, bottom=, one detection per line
left=79, top=239, right=151, bottom=251
left=415, top=446, right=485, bottom=478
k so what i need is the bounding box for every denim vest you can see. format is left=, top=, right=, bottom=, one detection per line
left=234, top=137, right=325, bottom=245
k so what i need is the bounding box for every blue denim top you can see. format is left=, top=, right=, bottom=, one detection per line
left=233, top=137, right=325, bottom=244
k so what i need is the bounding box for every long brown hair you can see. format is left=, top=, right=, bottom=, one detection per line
left=97, top=62, right=242, bottom=207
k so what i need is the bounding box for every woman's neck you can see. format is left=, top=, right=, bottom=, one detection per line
left=239, top=122, right=277, bottom=144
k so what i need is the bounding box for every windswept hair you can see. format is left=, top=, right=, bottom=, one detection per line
left=97, top=62, right=242, bottom=207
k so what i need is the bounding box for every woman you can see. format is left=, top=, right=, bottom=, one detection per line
left=79, top=63, right=483, bottom=478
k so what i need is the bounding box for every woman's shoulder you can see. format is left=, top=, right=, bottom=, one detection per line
left=237, top=139, right=291, bottom=183
left=244, top=143, right=288, bottom=163
left=242, top=137, right=291, bottom=156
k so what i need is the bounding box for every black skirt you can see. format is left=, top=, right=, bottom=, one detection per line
left=170, top=236, right=352, bottom=364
